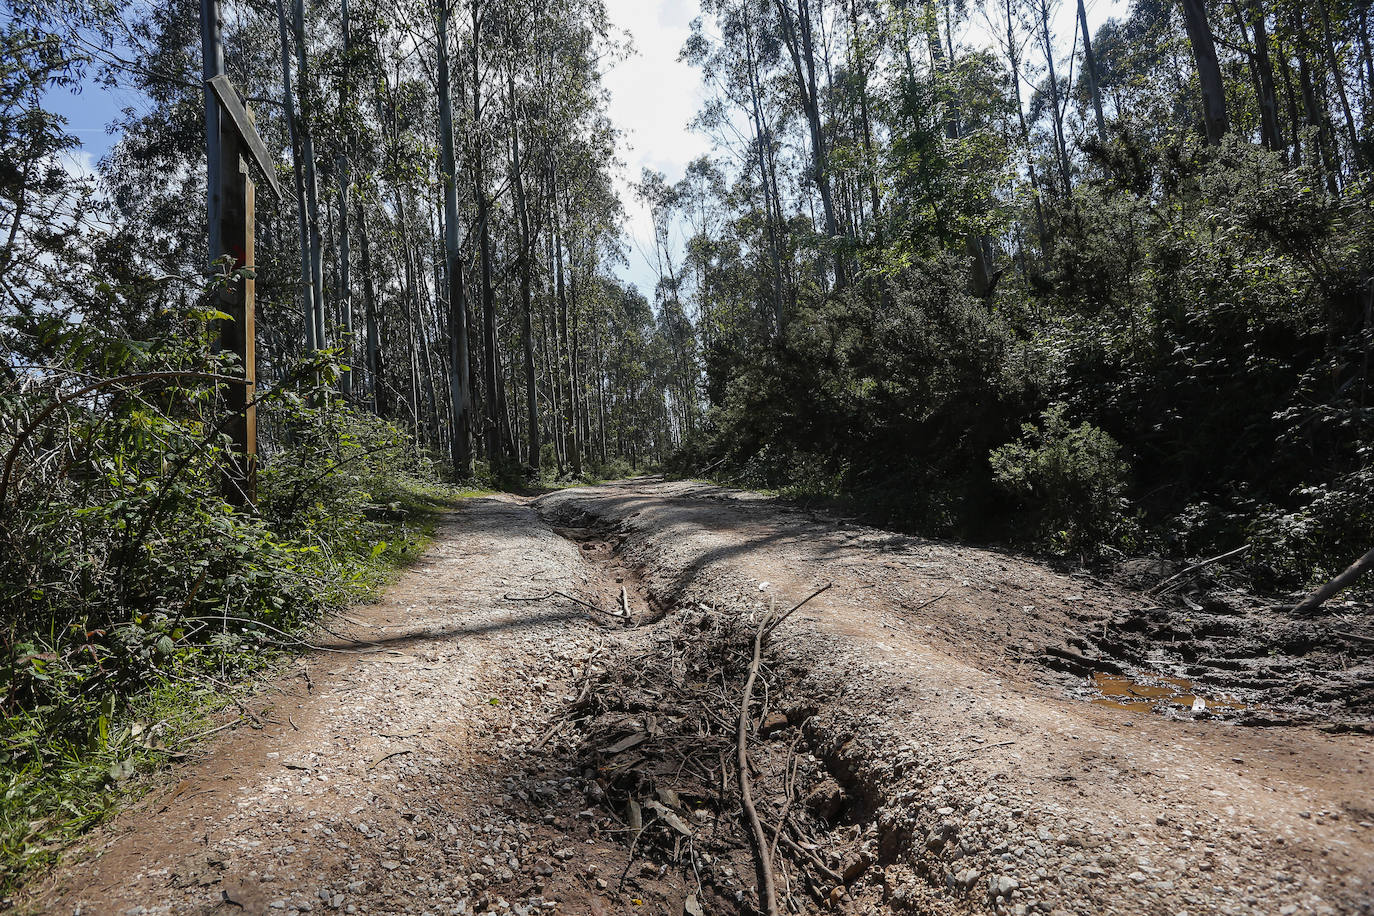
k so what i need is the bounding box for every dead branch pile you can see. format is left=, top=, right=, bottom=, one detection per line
left=562, top=594, right=857, bottom=914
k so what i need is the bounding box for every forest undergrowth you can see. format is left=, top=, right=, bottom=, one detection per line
left=0, top=308, right=474, bottom=892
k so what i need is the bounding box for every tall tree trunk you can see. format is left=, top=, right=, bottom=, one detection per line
left=551, top=169, right=581, bottom=478
left=396, top=192, right=421, bottom=437
left=509, top=69, right=539, bottom=473
left=1037, top=0, right=1073, bottom=193
left=1077, top=0, right=1107, bottom=141
left=274, top=0, right=317, bottom=352
left=336, top=0, right=353, bottom=397
left=357, top=201, right=384, bottom=414
left=595, top=319, right=608, bottom=464
left=1005, top=0, right=1049, bottom=254
left=413, top=241, right=441, bottom=448
left=1315, top=0, right=1362, bottom=168
left=743, top=11, right=785, bottom=334
left=1360, top=9, right=1374, bottom=120
left=1181, top=0, right=1231, bottom=144
left=1295, top=9, right=1341, bottom=192
left=1240, top=0, right=1283, bottom=152
left=1277, top=40, right=1305, bottom=161
left=774, top=0, right=845, bottom=287
left=291, top=0, right=327, bottom=348
left=848, top=0, right=882, bottom=224
left=470, top=2, right=506, bottom=465
left=436, top=0, right=471, bottom=477
left=543, top=226, right=566, bottom=474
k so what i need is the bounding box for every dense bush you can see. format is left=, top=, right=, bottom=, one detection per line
left=684, top=138, right=1373, bottom=583
left=693, top=255, right=1035, bottom=534
left=0, top=307, right=442, bottom=886
left=989, top=405, right=1131, bottom=552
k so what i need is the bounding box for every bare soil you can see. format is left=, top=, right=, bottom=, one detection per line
left=21, top=479, right=1374, bottom=916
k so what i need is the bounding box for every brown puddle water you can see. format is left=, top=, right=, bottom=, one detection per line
left=1090, top=673, right=1246, bottom=712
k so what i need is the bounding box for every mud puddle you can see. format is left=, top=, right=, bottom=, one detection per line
left=1043, top=593, right=1373, bottom=725
left=1087, top=671, right=1247, bottom=713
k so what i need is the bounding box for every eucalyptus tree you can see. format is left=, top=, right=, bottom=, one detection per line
left=683, top=0, right=789, bottom=331
left=1179, top=0, right=1229, bottom=143
left=435, top=0, right=471, bottom=475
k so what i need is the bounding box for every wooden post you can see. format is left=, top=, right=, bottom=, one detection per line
left=215, top=136, right=257, bottom=505
left=202, top=37, right=280, bottom=508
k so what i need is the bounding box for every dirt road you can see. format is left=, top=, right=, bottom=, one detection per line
left=24, top=480, right=1374, bottom=915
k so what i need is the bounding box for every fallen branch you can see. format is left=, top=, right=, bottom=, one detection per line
left=739, top=614, right=781, bottom=916
left=1294, top=545, right=1374, bottom=615
left=700, top=455, right=729, bottom=475
left=503, top=590, right=621, bottom=618
left=1149, top=545, right=1250, bottom=594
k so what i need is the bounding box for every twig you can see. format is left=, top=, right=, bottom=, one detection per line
left=778, top=831, right=842, bottom=884
left=945, top=740, right=1015, bottom=765
left=621, top=586, right=631, bottom=617
left=906, top=587, right=953, bottom=613
left=532, top=717, right=568, bottom=751
left=768, top=732, right=805, bottom=865
left=1150, top=545, right=1250, bottom=594
left=503, top=590, right=619, bottom=617
left=617, top=804, right=648, bottom=890
left=763, top=583, right=833, bottom=640
left=177, top=716, right=243, bottom=746
left=369, top=748, right=415, bottom=769
left=739, top=614, right=781, bottom=916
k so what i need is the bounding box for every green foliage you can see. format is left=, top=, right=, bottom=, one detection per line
left=691, top=255, right=1035, bottom=535
left=1033, top=140, right=1374, bottom=575
left=0, top=307, right=451, bottom=891
left=680, top=124, right=1372, bottom=584
left=990, top=405, right=1131, bottom=552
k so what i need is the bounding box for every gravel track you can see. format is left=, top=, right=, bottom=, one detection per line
left=22, top=481, right=1374, bottom=916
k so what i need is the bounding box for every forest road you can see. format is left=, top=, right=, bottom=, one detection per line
left=22, top=479, right=1374, bottom=916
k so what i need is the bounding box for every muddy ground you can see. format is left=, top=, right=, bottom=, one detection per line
left=20, top=478, right=1374, bottom=916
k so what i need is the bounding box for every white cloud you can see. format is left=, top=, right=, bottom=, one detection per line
left=59, top=149, right=99, bottom=182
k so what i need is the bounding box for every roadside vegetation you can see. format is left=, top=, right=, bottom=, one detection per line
left=659, top=1, right=1373, bottom=600
left=0, top=312, right=462, bottom=890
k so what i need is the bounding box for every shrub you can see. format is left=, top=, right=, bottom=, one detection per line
left=0, top=308, right=443, bottom=888
left=989, top=404, right=1131, bottom=552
